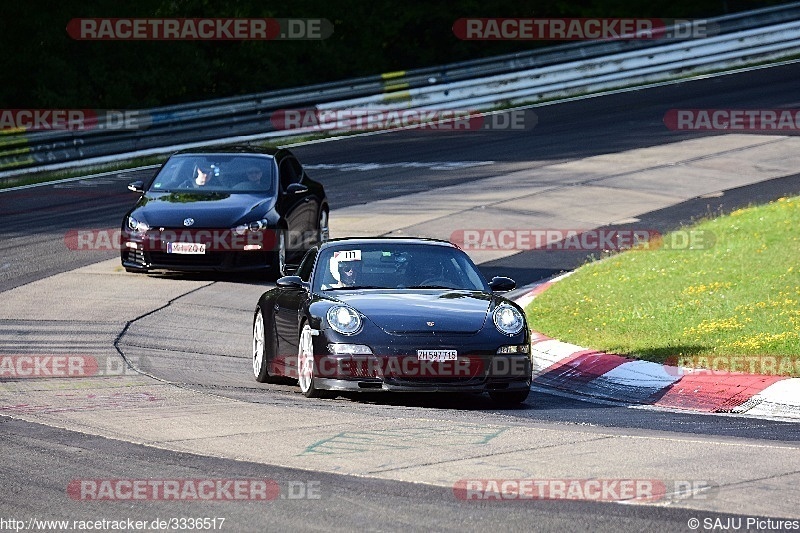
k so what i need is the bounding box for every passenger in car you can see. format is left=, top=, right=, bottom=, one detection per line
left=234, top=166, right=266, bottom=189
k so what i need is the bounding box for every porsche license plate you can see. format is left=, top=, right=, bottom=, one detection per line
left=417, top=349, right=457, bottom=361
left=167, top=242, right=206, bottom=254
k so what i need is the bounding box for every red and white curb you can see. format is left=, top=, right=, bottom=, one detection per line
left=515, top=274, right=800, bottom=422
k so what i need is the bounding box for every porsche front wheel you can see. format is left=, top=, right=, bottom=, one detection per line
left=297, top=323, right=335, bottom=399
left=253, top=308, right=271, bottom=382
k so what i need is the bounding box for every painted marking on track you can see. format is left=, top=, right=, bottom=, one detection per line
left=0, top=378, right=151, bottom=393
left=0, top=391, right=163, bottom=414
left=1, top=165, right=159, bottom=193
left=53, top=177, right=121, bottom=188
left=304, top=161, right=495, bottom=172
left=301, top=424, right=507, bottom=455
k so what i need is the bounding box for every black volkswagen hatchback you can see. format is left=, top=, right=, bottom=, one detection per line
left=120, top=146, right=328, bottom=278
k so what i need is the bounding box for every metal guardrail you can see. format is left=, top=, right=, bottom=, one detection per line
left=2, top=2, right=800, bottom=178
left=320, top=20, right=800, bottom=113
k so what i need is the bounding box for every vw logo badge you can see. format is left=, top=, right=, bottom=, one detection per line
left=183, top=218, right=195, bottom=227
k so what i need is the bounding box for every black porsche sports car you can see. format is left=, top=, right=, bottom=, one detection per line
left=120, top=145, right=328, bottom=278
left=252, top=238, right=532, bottom=404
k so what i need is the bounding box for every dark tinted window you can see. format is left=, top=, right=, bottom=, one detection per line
left=279, top=157, right=302, bottom=190
left=296, top=248, right=318, bottom=282
left=149, top=154, right=275, bottom=193
left=313, top=243, right=489, bottom=292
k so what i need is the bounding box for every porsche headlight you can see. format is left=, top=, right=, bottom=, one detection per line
left=493, top=304, right=524, bottom=335
left=326, top=305, right=362, bottom=335
left=126, top=216, right=149, bottom=233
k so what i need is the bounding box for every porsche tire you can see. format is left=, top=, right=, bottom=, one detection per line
left=252, top=308, right=271, bottom=383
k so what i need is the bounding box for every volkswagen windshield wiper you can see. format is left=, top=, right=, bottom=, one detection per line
left=325, top=285, right=385, bottom=290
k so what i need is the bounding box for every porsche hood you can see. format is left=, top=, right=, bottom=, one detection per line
left=330, top=290, right=492, bottom=334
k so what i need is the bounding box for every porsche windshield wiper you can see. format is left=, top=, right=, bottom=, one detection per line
left=404, top=285, right=454, bottom=289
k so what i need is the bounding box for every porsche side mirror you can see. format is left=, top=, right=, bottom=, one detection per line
left=127, top=181, right=145, bottom=193
left=276, top=275, right=308, bottom=290
left=489, top=276, right=516, bottom=292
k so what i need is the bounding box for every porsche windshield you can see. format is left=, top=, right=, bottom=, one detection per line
left=314, top=243, right=490, bottom=292
left=148, top=154, right=275, bottom=194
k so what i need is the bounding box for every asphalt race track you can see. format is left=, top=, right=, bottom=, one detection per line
left=2, top=62, right=800, bottom=531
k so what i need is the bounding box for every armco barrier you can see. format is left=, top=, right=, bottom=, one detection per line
left=2, top=3, right=800, bottom=177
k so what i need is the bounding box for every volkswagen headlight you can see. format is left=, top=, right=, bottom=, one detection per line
left=126, top=216, right=149, bottom=234
left=326, top=305, right=362, bottom=335
left=234, top=219, right=269, bottom=235
left=493, top=304, right=524, bottom=335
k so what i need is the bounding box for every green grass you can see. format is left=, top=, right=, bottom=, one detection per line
left=525, top=196, right=800, bottom=371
